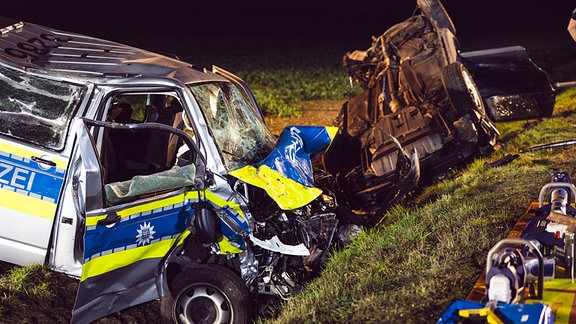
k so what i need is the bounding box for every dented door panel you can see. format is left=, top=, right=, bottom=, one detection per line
left=70, top=120, right=193, bottom=323
left=460, top=46, right=555, bottom=122
left=70, top=118, right=252, bottom=323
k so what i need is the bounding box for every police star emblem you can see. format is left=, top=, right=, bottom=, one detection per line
left=136, top=221, right=156, bottom=245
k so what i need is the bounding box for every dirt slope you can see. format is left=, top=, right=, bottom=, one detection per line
left=264, top=100, right=343, bottom=135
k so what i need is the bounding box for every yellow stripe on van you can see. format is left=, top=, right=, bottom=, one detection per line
left=325, top=126, right=338, bottom=140
left=218, top=236, right=244, bottom=254
left=80, top=236, right=184, bottom=282
left=85, top=193, right=189, bottom=227
left=86, top=187, right=247, bottom=227
left=0, top=188, right=57, bottom=220
left=189, top=190, right=246, bottom=219
left=0, top=140, right=68, bottom=170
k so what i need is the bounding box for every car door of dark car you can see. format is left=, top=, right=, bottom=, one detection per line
left=460, top=46, right=556, bottom=122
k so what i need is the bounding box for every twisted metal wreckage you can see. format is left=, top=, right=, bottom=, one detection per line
left=323, top=0, right=555, bottom=225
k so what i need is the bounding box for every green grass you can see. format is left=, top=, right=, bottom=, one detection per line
left=0, top=263, right=68, bottom=321
left=263, top=88, right=576, bottom=323
left=156, top=39, right=364, bottom=118
left=230, top=50, right=362, bottom=117
left=240, top=67, right=359, bottom=117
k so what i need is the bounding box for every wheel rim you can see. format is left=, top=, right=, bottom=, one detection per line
left=461, top=67, right=485, bottom=116
left=459, top=66, right=499, bottom=143
left=174, top=284, right=232, bottom=324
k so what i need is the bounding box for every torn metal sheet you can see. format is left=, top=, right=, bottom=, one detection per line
left=249, top=234, right=310, bottom=256
left=230, top=126, right=337, bottom=210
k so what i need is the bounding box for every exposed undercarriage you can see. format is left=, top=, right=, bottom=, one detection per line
left=322, top=0, right=555, bottom=224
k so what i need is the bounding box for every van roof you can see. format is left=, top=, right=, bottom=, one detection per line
left=0, top=18, right=225, bottom=84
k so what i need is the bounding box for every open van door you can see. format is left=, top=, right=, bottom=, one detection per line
left=70, top=118, right=207, bottom=323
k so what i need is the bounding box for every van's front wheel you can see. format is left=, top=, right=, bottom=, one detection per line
left=161, top=265, right=252, bottom=324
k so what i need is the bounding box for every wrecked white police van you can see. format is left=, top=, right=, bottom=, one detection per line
left=0, top=18, right=357, bottom=323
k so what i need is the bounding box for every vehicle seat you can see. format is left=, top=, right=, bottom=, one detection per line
left=142, top=100, right=184, bottom=169
left=108, top=102, right=133, bottom=123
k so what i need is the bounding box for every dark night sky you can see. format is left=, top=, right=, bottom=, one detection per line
left=2, top=1, right=575, bottom=65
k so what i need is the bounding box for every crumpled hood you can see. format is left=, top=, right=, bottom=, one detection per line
left=229, top=126, right=337, bottom=210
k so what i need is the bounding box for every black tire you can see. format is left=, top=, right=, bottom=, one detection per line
left=161, top=265, right=252, bottom=324
left=442, top=62, right=485, bottom=118
left=417, top=0, right=456, bottom=35
left=442, top=62, right=500, bottom=146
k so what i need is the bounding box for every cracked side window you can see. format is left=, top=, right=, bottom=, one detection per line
left=0, top=66, right=85, bottom=151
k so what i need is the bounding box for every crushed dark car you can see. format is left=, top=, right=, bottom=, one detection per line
left=322, top=0, right=556, bottom=224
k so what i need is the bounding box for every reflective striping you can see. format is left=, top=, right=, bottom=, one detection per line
left=0, top=186, right=57, bottom=220
left=0, top=146, right=66, bottom=204
left=202, top=190, right=245, bottom=217
left=86, top=193, right=188, bottom=226
left=218, top=236, right=244, bottom=254
left=80, top=237, right=181, bottom=281
left=326, top=126, right=338, bottom=140
left=0, top=184, right=55, bottom=203
left=86, top=232, right=180, bottom=262
left=0, top=141, right=68, bottom=170
left=186, top=190, right=249, bottom=234
left=82, top=188, right=250, bottom=280
left=86, top=190, right=247, bottom=229
left=84, top=205, right=187, bottom=260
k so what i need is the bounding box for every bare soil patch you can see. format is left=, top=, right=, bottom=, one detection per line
left=264, top=100, right=344, bottom=135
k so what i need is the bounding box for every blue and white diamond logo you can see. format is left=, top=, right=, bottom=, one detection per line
left=136, top=221, right=156, bottom=246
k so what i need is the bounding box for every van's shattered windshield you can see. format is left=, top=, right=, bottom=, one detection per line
left=189, top=82, right=276, bottom=170
left=0, top=66, right=85, bottom=151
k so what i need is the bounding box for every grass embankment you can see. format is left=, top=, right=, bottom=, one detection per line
left=0, top=263, right=160, bottom=322
left=0, top=263, right=77, bottom=322
left=265, top=88, right=576, bottom=323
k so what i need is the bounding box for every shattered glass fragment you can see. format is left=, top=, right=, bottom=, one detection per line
left=104, top=164, right=197, bottom=205
left=190, top=82, right=276, bottom=170
left=0, top=66, right=85, bottom=150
